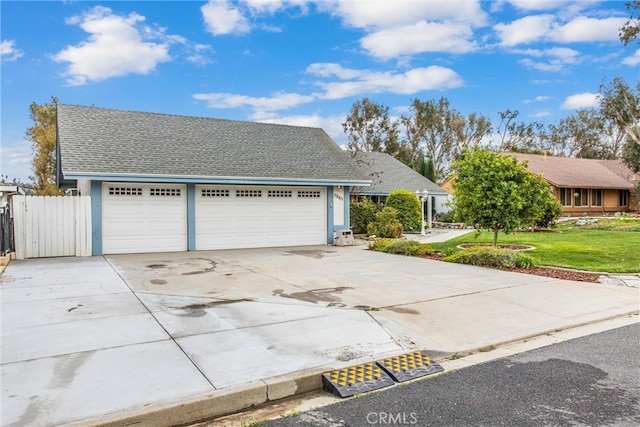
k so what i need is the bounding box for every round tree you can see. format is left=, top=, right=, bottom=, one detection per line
left=452, top=149, right=557, bottom=246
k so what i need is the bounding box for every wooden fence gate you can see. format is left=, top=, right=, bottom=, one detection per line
left=11, top=196, right=92, bottom=259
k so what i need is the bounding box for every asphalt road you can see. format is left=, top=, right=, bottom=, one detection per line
left=264, top=323, right=640, bottom=427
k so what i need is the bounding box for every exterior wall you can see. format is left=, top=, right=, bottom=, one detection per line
left=555, top=187, right=631, bottom=216
left=77, top=180, right=91, bottom=196
left=433, top=194, right=452, bottom=214
left=333, top=186, right=346, bottom=228
left=603, top=189, right=619, bottom=209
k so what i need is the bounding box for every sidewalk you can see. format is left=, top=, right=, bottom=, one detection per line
left=404, top=228, right=474, bottom=243
left=1, top=242, right=638, bottom=426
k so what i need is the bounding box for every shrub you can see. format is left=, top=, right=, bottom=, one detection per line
left=369, top=238, right=434, bottom=256
left=368, top=238, right=394, bottom=252
left=350, top=198, right=382, bottom=234
left=386, top=190, right=421, bottom=232
left=367, top=207, right=403, bottom=238
left=443, top=247, right=534, bottom=269
left=436, top=209, right=456, bottom=223
left=410, top=243, right=435, bottom=256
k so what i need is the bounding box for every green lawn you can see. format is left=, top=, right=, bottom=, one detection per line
left=430, top=226, right=640, bottom=273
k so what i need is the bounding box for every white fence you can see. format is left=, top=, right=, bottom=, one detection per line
left=12, top=196, right=92, bottom=259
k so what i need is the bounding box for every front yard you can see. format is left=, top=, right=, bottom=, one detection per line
left=429, top=219, right=640, bottom=274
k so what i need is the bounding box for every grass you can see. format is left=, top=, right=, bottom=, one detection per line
left=430, top=219, right=640, bottom=273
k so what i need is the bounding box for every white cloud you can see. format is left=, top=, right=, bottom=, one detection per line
left=186, top=43, right=215, bottom=66
left=622, top=48, right=640, bottom=66
left=201, top=0, right=250, bottom=35
left=530, top=110, right=550, bottom=118
left=306, top=63, right=362, bottom=79
left=1, top=40, right=24, bottom=62
left=561, top=92, right=598, bottom=110
left=507, top=0, right=572, bottom=11
left=193, top=91, right=314, bottom=110
left=308, top=63, right=463, bottom=99
left=523, top=95, right=551, bottom=104
left=495, top=15, right=555, bottom=47
left=551, top=16, right=626, bottom=43
left=53, top=6, right=172, bottom=85
left=496, top=14, right=626, bottom=47
left=517, top=46, right=581, bottom=72
left=195, top=62, right=463, bottom=117
left=329, top=0, right=487, bottom=29
left=243, top=0, right=286, bottom=14
left=0, top=140, right=32, bottom=182
left=360, top=21, right=477, bottom=59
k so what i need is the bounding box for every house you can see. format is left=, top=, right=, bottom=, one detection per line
left=510, top=153, right=637, bottom=216
left=56, top=104, right=370, bottom=255
left=348, top=151, right=450, bottom=213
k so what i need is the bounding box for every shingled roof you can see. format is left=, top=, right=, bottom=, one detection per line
left=57, top=104, right=369, bottom=185
left=349, top=151, right=447, bottom=195
left=510, top=153, right=635, bottom=189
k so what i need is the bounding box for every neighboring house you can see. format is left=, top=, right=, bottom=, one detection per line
left=510, top=153, right=637, bottom=216
left=56, top=104, right=370, bottom=255
left=348, top=151, right=450, bottom=213
left=0, top=184, right=25, bottom=207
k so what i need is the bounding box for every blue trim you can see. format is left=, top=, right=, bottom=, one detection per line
left=63, top=173, right=371, bottom=188
left=187, top=184, right=196, bottom=251
left=90, top=181, right=102, bottom=256
left=326, top=186, right=334, bottom=244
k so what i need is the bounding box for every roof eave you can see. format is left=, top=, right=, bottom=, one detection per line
left=60, top=172, right=371, bottom=187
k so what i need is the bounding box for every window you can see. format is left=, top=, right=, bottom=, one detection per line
left=109, top=187, right=142, bottom=196
left=202, top=189, right=229, bottom=197
left=574, top=188, right=589, bottom=207
left=268, top=190, right=292, bottom=198
left=559, top=188, right=572, bottom=206
left=236, top=189, right=262, bottom=197
left=297, top=190, right=321, bottom=198
left=620, top=190, right=629, bottom=207
left=150, top=188, right=181, bottom=196
left=591, top=189, right=602, bottom=207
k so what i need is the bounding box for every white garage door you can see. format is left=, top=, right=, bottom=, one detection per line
left=196, top=185, right=326, bottom=250
left=102, top=183, right=187, bottom=254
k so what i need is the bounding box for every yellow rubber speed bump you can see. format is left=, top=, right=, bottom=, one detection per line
left=376, top=350, right=444, bottom=383
left=322, top=362, right=395, bottom=398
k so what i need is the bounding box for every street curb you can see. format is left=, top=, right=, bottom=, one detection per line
left=66, top=368, right=328, bottom=427
left=65, top=311, right=640, bottom=427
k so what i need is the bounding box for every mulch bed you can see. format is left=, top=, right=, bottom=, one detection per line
left=420, top=253, right=602, bottom=283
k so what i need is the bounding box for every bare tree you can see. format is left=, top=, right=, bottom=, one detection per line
left=544, top=110, right=607, bottom=158
left=495, top=109, right=543, bottom=153
left=619, top=0, right=640, bottom=45
left=598, top=77, right=640, bottom=147
left=342, top=98, right=398, bottom=153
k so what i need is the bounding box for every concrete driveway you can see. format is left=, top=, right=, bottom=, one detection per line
left=2, top=245, right=638, bottom=426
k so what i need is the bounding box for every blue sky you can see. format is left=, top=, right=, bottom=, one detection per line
left=2, top=0, right=638, bottom=183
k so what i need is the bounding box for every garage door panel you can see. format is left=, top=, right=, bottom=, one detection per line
left=196, top=185, right=326, bottom=250
left=102, top=183, right=187, bottom=254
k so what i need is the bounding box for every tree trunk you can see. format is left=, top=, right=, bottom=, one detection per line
left=493, top=229, right=499, bottom=247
